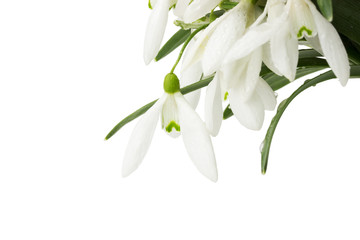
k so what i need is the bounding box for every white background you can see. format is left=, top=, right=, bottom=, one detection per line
left=1, top=1, right=360, bottom=239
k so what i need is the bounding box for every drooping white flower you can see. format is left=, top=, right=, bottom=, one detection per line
left=227, top=76, right=277, bottom=130
left=195, top=0, right=277, bottom=132
left=122, top=73, right=218, bottom=182
left=205, top=51, right=276, bottom=132
left=278, top=0, right=349, bottom=84
left=295, top=0, right=350, bottom=86
left=144, top=0, right=177, bottom=65
left=182, top=0, right=255, bottom=75
left=226, top=0, right=349, bottom=85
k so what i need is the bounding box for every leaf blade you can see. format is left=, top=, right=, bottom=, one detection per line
left=155, top=29, right=191, bottom=62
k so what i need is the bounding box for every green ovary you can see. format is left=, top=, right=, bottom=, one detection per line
left=165, top=121, right=180, bottom=133
left=297, top=26, right=312, bottom=38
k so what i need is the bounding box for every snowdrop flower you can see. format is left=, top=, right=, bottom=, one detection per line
left=287, top=0, right=350, bottom=86
left=182, top=0, right=255, bottom=75
left=226, top=0, right=349, bottom=85
left=205, top=55, right=277, bottom=133
left=227, top=76, right=277, bottom=130
left=193, top=0, right=276, bottom=132
left=144, top=0, right=177, bottom=64
left=122, top=73, right=218, bottom=182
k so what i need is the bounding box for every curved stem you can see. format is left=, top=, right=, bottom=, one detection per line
left=170, top=24, right=208, bottom=73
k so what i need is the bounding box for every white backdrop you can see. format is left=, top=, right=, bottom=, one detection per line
left=1, top=1, right=360, bottom=239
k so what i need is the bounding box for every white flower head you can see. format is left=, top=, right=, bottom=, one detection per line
left=262, top=0, right=349, bottom=84
left=182, top=0, right=256, bottom=75
left=122, top=73, right=218, bottom=182
left=227, top=76, right=277, bottom=130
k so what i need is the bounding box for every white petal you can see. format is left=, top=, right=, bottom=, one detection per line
left=183, top=0, right=222, bottom=23
left=144, top=0, right=170, bottom=65
left=305, top=35, right=323, bottom=55
left=267, top=0, right=286, bottom=22
left=242, top=48, right=262, bottom=101
left=262, top=42, right=283, bottom=76
left=180, top=61, right=202, bottom=109
left=220, top=58, right=247, bottom=91
left=182, top=5, right=234, bottom=70
left=162, top=94, right=181, bottom=138
left=307, top=0, right=350, bottom=86
left=122, top=95, right=167, bottom=177
left=205, top=74, right=222, bottom=136
left=175, top=93, right=218, bottom=182
left=224, top=22, right=275, bottom=64
left=201, top=2, right=248, bottom=75
left=256, top=77, right=277, bottom=111
left=228, top=85, right=265, bottom=130
left=173, top=0, right=191, bottom=18
left=271, top=20, right=298, bottom=81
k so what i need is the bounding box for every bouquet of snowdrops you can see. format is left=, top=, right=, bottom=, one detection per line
left=106, top=0, right=360, bottom=181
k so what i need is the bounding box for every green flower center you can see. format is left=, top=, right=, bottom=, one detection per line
left=165, top=121, right=181, bottom=133
left=297, top=26, right=313, bottom=38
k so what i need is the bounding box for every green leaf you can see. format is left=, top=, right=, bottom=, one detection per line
left=298, top=49, right=321, bottom=59
left=219, top=1, right=238, bottom=10
left=105, top=75, right=214, bottom=140
left=180, top=75, right=214, bottom=95
left=340, top=34, right=360, bottom=65
left=331, top=0, right=360, bottom=45
left=317, top=0, right=333, bottom=21
left=155, top=29, right=191, bottom=62
left=105, top=100, right=157, bottom=140
left=261, top=65, right=360, bottom=174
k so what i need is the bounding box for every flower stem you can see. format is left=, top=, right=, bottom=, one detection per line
left=170, top=24, right=208, bottom=74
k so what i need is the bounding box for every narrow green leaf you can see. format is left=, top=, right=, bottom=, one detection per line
left=317, top=0, right=333, bottom=21
left=261, top=66, right=360, bottom=174
left=105, top=100, right=157, bottom=140
left=155, top=29, right=191, bottom=62
left=105, top=75, right=214, bottom=140
left=180, top=75, right=214, bottom=95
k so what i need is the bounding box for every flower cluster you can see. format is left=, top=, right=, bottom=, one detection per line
left=118, top=0, right=350, bottom=181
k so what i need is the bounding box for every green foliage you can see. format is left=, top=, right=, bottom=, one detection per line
left=261, top=66, right=360, bottom=174
left=317, top=0, right=333, bottom=21
left=155, top=29, right=191, bottom=62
